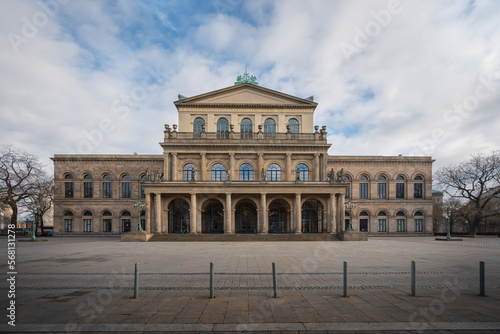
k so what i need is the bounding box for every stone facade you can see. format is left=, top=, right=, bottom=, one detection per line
left=52, top=83, right=434, bottom=237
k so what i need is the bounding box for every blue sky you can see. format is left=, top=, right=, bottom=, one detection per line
left=1, top=0, right=500, bottom=175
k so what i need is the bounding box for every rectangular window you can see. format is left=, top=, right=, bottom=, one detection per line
left=64, top=219, right=73, bottom=232
left=397, top=219, right=405, bottom=232
left=140, top=218, right=146, bottom=231
left=396, top=183, right=405, bottom=199
left=345, top=186, right=350, bottom=199
left=122, top=219, right=131, bottom=232
left=65, top=182, right=73, bottom=198
left=377, top=183, right=386, bottom=199
left=84, top=182, right=93, bottom=198
left=414, top=183, right=423, bottom=198
left=122, top=182, right=131, bottom=198
left=83, top=219, right=93, bottom=232
left=102, top=219, right=112, bottom=232
left=378, top=219, right=386, bottom=232
left=359, top=183, right=368, bottom=199
left=415, top=219, right=423, bottom=232
left=103, top=182, right=112, bottom=198
left=140, top=185, right=145, bottom=199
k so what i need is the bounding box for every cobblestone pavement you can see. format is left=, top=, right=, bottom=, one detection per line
left=1, top=236, right=500, bottom=333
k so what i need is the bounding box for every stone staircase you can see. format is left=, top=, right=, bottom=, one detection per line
left=149, top=233, right=341, bottom=242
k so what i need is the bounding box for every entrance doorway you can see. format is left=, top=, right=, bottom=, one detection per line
left=268, top=200, right=289, bottom=233
left=202, top=200, right=224, bottom=234
left=168, top=198, right=190, bottom=233
left=235, top=201, right=257, bottom=233
left=302, top=199, right=322, bottom=233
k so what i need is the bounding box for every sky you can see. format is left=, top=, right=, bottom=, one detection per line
left=1, top=0, right=499, bottom=178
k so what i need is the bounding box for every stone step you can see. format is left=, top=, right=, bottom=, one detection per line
left=149, top=233, right=340, bottom=242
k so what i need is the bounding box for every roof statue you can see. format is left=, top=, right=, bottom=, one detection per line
left=235, top=67, right=258, bottom=86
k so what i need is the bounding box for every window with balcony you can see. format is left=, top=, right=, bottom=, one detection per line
left=295, top=164, right=309, bottom=181
left=267, top=163, right=281, bottom=181
left=241, top=118, right=252, bottom=139
left=193, top=117, right=205, bottom=133
left=217, top=118, right=229, bottom=139
left=288, top=118, right=299, bottom=133
left=264, top=118, right=276, bottom=138
left=211, top=163, right=225, bottom=181
left=239, top=163, right=254, bottom=181
left=183, top=163, right=197, bottom=181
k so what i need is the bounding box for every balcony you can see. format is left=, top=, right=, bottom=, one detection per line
left=163, top=131, right=328, bottom=144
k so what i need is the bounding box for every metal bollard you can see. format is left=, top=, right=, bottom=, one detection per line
left=134, top=263, right=139, bottom=298
left=343, top=261, right=347, bottom=298
left=480, top=261, right=485, bottom=296
left=272, top=262, right=278, bottom=298
left=210, top=262, right=214, bottom=298
left=411, top=260, right=416, bottom=297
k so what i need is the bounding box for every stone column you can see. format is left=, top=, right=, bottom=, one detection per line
left=322, top=153, right=328, bottom=182
left=339, top=194, right=345, bottom=232
left=329, top=193, right=336, bottom=234
left=171, top=153, right=178, bottom=181
left=258, top=153, right=264, bottom=180
left=229, top=153, right=235, bottom=181
left=225, top=193, right=232, bottom=234
left=314, top=153, right=320, bottom=182
left=190, top=193, right=197, bottom=234
left=286, top=153, right=292, bottom=181
left=200, top=153, right=206, bottom=181
left=295, top=193, right=302, bottom=234
left=260, top=193, right=268, bottom=233
left=196, top=207, right=202, bottom=234
left=145, top=193, right=151, bottom=232
left=155, top=193, right=162, bottom=233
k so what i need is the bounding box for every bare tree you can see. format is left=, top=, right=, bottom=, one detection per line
left=0, top=145, right=47, bottom=228
left=435, top=150, right=500, bottom=235
left=23, top=175, right=54, bottom=235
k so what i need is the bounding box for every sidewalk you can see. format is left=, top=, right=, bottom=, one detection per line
left=1, top=237, right=499, bottom=332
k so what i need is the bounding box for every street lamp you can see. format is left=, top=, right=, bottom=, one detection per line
left=345, top=200, right=357, bottom=231
left=27, top=202, right=40, bottom=240
left=133, top=200, right=147, bottom=231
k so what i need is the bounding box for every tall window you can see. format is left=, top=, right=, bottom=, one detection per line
left=64, top=211, right=73, bottom=232
left=267, top=163, right=281, bottom=181
left=396, top=175, right=405, bottom=199
left=414, top=175, right=423, bottom=199
left=295, top=164, right=309, bottom=181
left=359, top=211, right=369, bottom=232
left=239, top=163, right=254, bottom=181
left=83, top=174, right=93, bottom=198
left=211, top=163, right=225, bottom=181
left=140, top=174, right=147, bottom=198
left=377, top=211, right=387, bottom=232
left=83, top=211, right=93, bottom=232
left=344, top=175, right=351, bottom=199
left=121, top=211, right=131, bottom=232
left=414, top=211, right=424, bottom=232
left=217, top=118, right=229, bottom=139
left=183, top=163, right=197, bottom=181
left=377, top=175, right=387, bottom=199
left=121, top=174, right=132, bottom=198
left=102, top=210, right=112, bottom=232
left=193, top=117, right=205, bottom=133
left=264, top=118, right=276, bottom=138
left=64, top=174, right=74, bottom=198
left=241, top=118, right=252, bottom=139
left=288, top=118, right=299, bottom=133
left=359, top=175, right=368, bottom=199
left=396, top=211, right=406, bottom=232
left=103, top=173, right=112, bottom=198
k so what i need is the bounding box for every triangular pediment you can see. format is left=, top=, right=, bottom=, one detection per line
left=174, top=84, right=316, bottom=107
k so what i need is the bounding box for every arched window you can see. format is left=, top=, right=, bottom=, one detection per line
left=344, top=175, right=351, bottom=199
left=414, top=175, right=423, bottom=199
left=121, top=211, right=131, bottom=232
left=288, top=118, right=299, bottom=133
left=103, top=173, right=112, bottom=199
left=239, top=163, right=254, bottom=181
left=377, top=211, right=387, bottom=232
left=240, top=118, right=252, bottom=139
left=377, top=175, right=387, bottom=199
left=83, top=210, right=93, bottom=233
left=267, top=163, right=281, bottom=182
left=359, top=175, right=368, bottom=199
left=183, top=163, right=197, bottom=181
left=211, top=163, right=225, bottom=181
left=264, top=118, right=276, bottom=138
left=359, top=211, right=369, bottom=232
left=217, top=118, right=229, bottom=132
left=121, top=174, right=132, bottom=198
left=295, top=164, right=309, bottom=181
left=396, top=211, right=406, bottom=232
left=193, top=117, right=205, bottom=133
left=83, top=174, right=93, bottom=199
left=396, top=175, right=405, bottom=199
left=414, top=211, right=424, bottom=232
left=64, top=174, right=74, bottom=198
left=64, top=211, right=73, bottom=232
left=102, top=210, right=112, bottom=232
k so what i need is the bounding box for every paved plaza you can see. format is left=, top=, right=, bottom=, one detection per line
left=1, top=236, right=500, bottom=333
